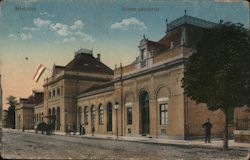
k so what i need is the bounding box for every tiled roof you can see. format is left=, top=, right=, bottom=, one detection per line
left=64, top=53, right=113, bottom=75
left=21, top=91, right=44, bottom=105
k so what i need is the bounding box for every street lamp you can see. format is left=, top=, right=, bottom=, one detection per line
left=114, top=101, right=119, bottom=139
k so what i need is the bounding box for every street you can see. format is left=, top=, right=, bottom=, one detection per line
left=1, top=130, right=249, bottom=160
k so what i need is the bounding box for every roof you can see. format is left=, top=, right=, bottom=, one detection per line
left=53, top=65, right=65, bottom=75
left=80, top=82, right=114, bottom=94
left=20, top=91, right=44, bottom=105
left=167, top=15, right=216, bottom=32
left=78, top=82, right=114, bottom=98
left=64, top=52, right=113, bottom=75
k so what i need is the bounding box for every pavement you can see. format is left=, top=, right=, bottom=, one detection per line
left=6, top=128, right=250, bottom=150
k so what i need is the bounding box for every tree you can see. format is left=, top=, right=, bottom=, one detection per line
left=3, top=96, right=18, bottom=128
left=182, top=22, right=250, bottom=149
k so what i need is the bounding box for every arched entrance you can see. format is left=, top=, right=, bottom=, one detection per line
left=107, top=102, right=112, bottom=132
left=139, top=91, right=150, bottom=135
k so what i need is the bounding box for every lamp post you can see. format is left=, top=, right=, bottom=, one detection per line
left=114, top=101, right=119, bottom=139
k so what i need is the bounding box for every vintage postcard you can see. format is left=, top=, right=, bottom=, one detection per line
left=0, top=0, right=249, bottom=159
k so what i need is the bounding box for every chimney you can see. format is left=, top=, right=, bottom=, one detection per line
left=97, top=54, right=101, bottom=61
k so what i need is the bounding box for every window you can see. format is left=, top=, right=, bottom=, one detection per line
left=52, top=89, right=56, bottom=97
left=91, top=106, right=96, bottom=126
left=160, top=104, right=168, bottom=125
left=84, top=107, right=89, bottom=125
left=99, top=105, right=104, bottom=125
left=42, top=113, right=44, bottom=122
left=57, top=88, right=60, bottom=96
left=61, top=85, right=63, bottom=96
left=49, top=91, right=52, bottom=99
left=141, top=49, right=146, bottom=60
left=127, top=107, right=132, bottom=125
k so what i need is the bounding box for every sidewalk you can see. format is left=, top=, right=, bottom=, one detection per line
left=5, top=128, right=250, bottom=150
left=73, top=134, right=250, bottom=150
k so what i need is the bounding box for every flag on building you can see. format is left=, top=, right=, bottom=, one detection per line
left=33, top=64, right=46, bottom=82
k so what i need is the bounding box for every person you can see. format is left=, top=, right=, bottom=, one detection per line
left=91, top=126, right=95, bottom=136
left=82, top=126, right=85, bottom=135
left=79, top=124, right=82, bottom=135
left=202, top=118, right=213, bottom=143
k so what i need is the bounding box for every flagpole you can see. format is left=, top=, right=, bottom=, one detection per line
left=44, top=66, right=53, bottom=73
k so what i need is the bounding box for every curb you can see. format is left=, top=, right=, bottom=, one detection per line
left=78, top=135, right=249, bottom=151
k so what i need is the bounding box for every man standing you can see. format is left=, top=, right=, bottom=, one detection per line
left=202, top=118, right=213, bottom=143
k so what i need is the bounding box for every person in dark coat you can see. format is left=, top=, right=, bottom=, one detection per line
left=79, top=124, right=82, bottom=135
left=82, top=126, right=85, bottom=135
left=91, top=126, right=95, bottom=136
left=202, top=118, right=213, bottom=143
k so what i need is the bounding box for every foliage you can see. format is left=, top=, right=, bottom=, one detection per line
left=182, top=22, right=249, bottom=111
left=3, top=96, right=17, bottom=128
left=182, top=22, right=250, bottom=149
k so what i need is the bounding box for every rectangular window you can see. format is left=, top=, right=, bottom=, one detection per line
left=160, top=103, right=168, bottom=125
left=127, top=107, right=132, bottom=125
left=49, top=91, right=52, bottom=99
left=57, top=88, right=60, bottom=96
left=52, top=89, right=56, bottom=97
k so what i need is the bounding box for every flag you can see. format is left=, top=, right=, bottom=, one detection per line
left=33, top=64, right=46, bottom=82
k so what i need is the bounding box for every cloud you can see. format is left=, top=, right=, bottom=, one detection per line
left=40, top=12, right=56, bottom=18
left=20, top=33, right=32, bottom=40
left=33, top=17, right=51, bottom=27
left=50, top=23, right=71, bottom=36
left=8, top=34, right=17, bottom=40
left=63, top=37, right=76, bottom=42
left=70, top=20, right=84, bottom=30
left=22, top=26, right=38, bottom=31
left=111, top=17, right=146, bottom=30
left=75, top=31, right=95, bottom=42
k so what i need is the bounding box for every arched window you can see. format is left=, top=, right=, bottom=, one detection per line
left=91, top=106, right=96, bottom=127
left=139, top=91, right=150, bottom=135
left=42, top=113, right=44, bottom=122
left=98, top=104, right=104, bottom=125
left=107, top=102, right=113, bottom=132
left=57, top=107, right=60, bottom=130
left=84, top=106, right=89, bottom=125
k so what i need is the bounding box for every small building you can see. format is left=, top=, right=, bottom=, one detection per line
left=15, top=90, right=43, bottom=130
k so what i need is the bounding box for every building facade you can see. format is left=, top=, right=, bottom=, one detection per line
left=16, top=14, right=250, bottom=140
left=15, top=90, right=43, bottom=130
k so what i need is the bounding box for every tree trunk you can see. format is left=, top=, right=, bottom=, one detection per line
left=223, top=109, right=229, bottom=150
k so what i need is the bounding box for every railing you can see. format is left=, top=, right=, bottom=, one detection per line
left=236, top=119, right=250, bottom=130
left=167, top=15, right=216, bottom=32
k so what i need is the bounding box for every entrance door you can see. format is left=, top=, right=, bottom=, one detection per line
left=140, top=91, right=150, bottom=135
left=107, top=102, right=112, bottom=131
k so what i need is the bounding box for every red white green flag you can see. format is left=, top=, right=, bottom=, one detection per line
left=33, top=64, right=46, bottom=82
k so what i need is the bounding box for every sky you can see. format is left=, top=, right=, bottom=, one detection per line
left=0, top=0, right=249, bottom=109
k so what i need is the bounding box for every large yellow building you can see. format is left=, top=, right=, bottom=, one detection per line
left=16, top=15, right=250, bottom=140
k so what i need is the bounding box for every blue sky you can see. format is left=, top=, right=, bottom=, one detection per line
left=0, top=0, right=249, bottom=108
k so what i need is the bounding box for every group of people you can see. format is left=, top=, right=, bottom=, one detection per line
left=78, top=124, right=95, bottom=136
left=67, top=119, right=212, bottom=143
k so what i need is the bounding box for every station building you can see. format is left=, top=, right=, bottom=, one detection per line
left=15, top=14, right=250, bottom=140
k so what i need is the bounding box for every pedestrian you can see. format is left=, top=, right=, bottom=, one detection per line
left=202, top=118, right=213, bottom=143
left=91, top=126, right=95, bottom=136
left=67, top=124, right=71, bottom=135
left=79, top=124, right=82, bottom=135
left=82, top=127, right=85, bottom=135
